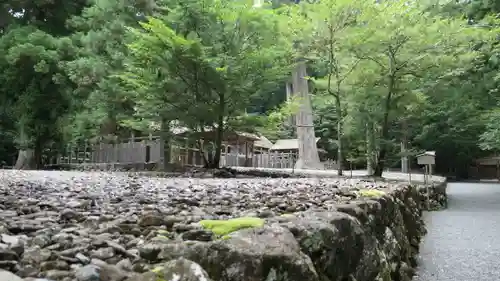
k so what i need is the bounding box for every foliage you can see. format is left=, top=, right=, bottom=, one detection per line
left=120, top=0, right=296, bottom=167
left=1, top=0, right=500, bottom=177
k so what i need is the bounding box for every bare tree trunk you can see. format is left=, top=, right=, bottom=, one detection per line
left=336, top=97, right=343, bottom=176
left=293, top=61, right=323, bottom=170
left=366, top=122, right=374, bottom=175
left=160, top=119, right=172, bottom=171
left=401, top=119, right=408, bottom=173
left=14, top=149, right=36, bottom=170
left=285, top=82, right=295, bottom=130
left=14, top=127, right=36, bottom=170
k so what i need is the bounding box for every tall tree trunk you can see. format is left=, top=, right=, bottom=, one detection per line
left=204, top=95, right=226, bottom=169
left=366, top=122, right=374, bottom=175
left=285, top=82, right=295, bottom=131
left=160, top=118, right=172, bottom=171
left=14, top=126, right=36, bottom=170
left=336, top=96, right=343, bottom=176
left=374, top=77, right=395, bottom=177
left=401, top=119, right=408, bottom=173
left=293, top=61, right=323, bottom=170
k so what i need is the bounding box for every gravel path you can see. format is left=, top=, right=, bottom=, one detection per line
left=414, top=182, right=500, bottom=281
left=1, top=169, right=411, bottom=281
left=231, top=167, right=445, bottom=183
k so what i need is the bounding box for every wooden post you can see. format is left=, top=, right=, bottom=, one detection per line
left=69, top=144, right=73, bottom=165
left=426, top=164, right=431, bottom=210
left=496, top=156, right=499, bottom=181
left=235, top=138, right=240, bottom=167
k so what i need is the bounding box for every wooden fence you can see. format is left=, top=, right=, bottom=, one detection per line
left=58, top=136, right=162, bottom=165
left=56, top=136, right=337, bottom=170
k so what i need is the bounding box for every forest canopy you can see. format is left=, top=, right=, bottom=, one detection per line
left=1, top=0, right=500, bottom=178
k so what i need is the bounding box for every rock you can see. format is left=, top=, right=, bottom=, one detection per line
left=0, top=248, right=18, bottom=261
left=125, top=258, right=212, bottom=281
left=184, top=225, right=319, bottom=281
left=0, top=170, right=437, bottom=281
left=60, top=209, right=82, bottom=221
left=138, top=244, right=162, bottom=262
left=76, top=253, right=91, bottom=265
left=90, top=247, right=115, bottom=260
left=75, top=264, right=100, bottom=281
left=98, top=264, right=128, bottom=281
left=181, top=230, right=213, bottom=242
left=138, top=213, right=165, bottom=228
left=22, top=246, right=52, bottom=265
left=74, top=263, right=127, bottom=281
left=278, top=211, right=364, bottom=280
left=115, top=259, right=132, bottom=271
left=0, top=270, right=23, bottom=281
left=43, top=269, right=72, bottom=280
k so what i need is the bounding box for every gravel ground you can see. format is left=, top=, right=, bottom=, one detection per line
left=0, top=169, right=405, bottom=281
left=231, top=167, right=446, bottom=183
left=414, top=182, right=500, bottom=281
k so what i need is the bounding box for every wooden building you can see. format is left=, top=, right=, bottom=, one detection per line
left=471, top=155, right=500, bottom=180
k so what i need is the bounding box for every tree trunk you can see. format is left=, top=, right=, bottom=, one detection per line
left=374, top=78, right=395, bottom=177
left=336, top=96, right=343, bottom=176
left=366, top=122, right=374, bottom=175
left=401, top=119, right=408, bottom=173
left=285, top=82, right=295, bottom=129
left=14, top=149, right=36, bottom=170
left=293, top=61, right=323, bottom=170
left=204, top=96, right=226, bottom=169
left=14, top=125, right=37, bottom=170
left=160, top=119, right=172, bottom=171
left=373, top=44, right=398, bottom=178
left=211, top=126, right=223, bottom=169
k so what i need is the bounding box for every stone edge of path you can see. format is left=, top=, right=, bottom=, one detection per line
left=125, top=180, right=430, bottom=281
left=229, top=167, right=448, bottom=211
left=0, top=169, right=441, bottom=281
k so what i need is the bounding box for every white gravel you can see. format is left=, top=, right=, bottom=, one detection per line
left=414, top=182, right=500, bottom=281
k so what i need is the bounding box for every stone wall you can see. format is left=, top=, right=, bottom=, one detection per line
left=419, top=180, right=448, bottom=210
left=130, top=185, right=428, bottom=281
left=0, top=171, right=445, bottom=281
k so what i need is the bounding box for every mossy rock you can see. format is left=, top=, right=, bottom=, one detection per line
left=357, top=189, right=386, bottom=198
left=199, top=217, right=265, bottom=236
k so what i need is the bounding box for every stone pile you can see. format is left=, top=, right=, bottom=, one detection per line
left=0, top=170, right=428, bottom=281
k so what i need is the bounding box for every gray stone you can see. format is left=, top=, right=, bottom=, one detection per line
left=184, top=225, right=319, bottom=281
left=75, top=265, right=100, bottom=281
left=0, top=270, right=23, bottom=281
left=125, top=258, right=211, bottom=281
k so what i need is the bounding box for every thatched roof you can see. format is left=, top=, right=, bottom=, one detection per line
left=254, top=136, right=274, bottom=149
left=271, top=138, right=320, bottom=150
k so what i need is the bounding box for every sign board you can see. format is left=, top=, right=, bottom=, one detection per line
left=417, top=151, right=435, bottom=165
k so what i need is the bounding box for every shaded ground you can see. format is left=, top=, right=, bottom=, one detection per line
left=414, top=182, right=500, bottom=280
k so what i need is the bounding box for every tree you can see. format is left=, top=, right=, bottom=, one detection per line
left=302, top=0, right=364, bottom=175
left=345, top=0, right=495, bottom=176
left=121, top=0, right=296, bottom=168
left=0, top=0, right=86, bottom=169
left=62, top=0, right=157, bottom=143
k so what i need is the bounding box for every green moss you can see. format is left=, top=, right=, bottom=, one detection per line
left=199, top=217, right=265, bottom=236
left=358, top=189, right=386, bottom=198
left=221, top=234, right=232, bottom=240
left=157, top=229, right=169, bottom=235
left=152, top=266, right=163, bottom=274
